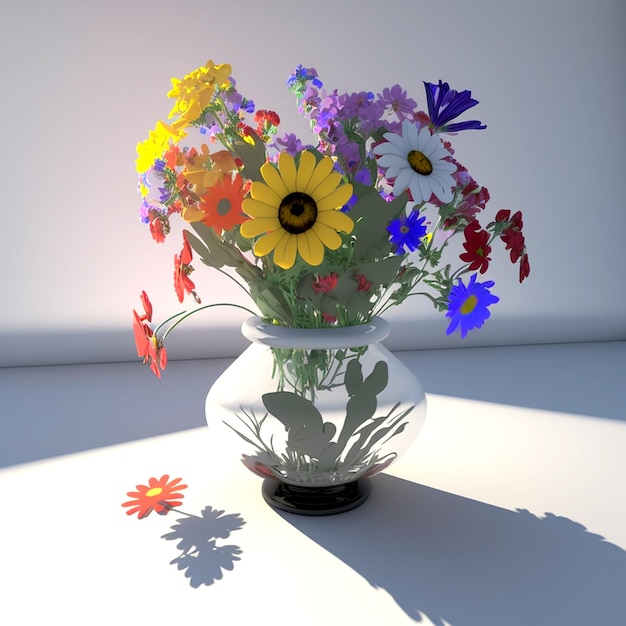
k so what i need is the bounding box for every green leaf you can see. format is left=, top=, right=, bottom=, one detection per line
left=262, top=391, right=338, bottom=460
left=362, top=360, right=388, bottom=396
left=230, top=133, right=267, bottom=182
left=344, top=359, right=363, bottom=396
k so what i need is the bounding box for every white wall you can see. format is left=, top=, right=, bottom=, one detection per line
left=0, top=0, right=624, bottom=367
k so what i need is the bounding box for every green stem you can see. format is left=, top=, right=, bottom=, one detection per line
left=160, top=302, right=257, bottom=342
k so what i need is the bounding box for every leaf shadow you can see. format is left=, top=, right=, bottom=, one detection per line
left=161, top=505, right=245, bottom=588
left=276, top=474, right=626, bottom=625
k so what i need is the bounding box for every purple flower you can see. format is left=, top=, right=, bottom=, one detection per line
left=424, top=81, right=486, bottom=133
left=378, top=84, right=417, bottom=119
left=387, top=211, right=428, bottom=254
left=286, top=65, right=323, bottom=94
left=273, top=133, right=306, bottom=156
left=445, top=274, right=499, bottom=338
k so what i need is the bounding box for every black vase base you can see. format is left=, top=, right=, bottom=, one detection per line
left=262, top=478, right=371, bottom=516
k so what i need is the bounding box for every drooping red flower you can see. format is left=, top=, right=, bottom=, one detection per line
left=132, top=292, right=168, bottom=378
left=519, top=253, right=531, bottom=283
left=460, top=220, right=491, bottom=274
left=173, top=236, right=197, bottom=303
left=312, top=273, right=339, bottom=293
left=121, top=475, right=188, bottom=519
left=148, top=212, right=169, bottom=243
left=500, top=210, right=526, bottom=263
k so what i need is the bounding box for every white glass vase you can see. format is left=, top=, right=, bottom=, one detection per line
left=206, top=316, right=427, bottom=515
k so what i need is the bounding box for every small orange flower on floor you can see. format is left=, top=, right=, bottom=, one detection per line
left=121, top=475, right=188, bottom=519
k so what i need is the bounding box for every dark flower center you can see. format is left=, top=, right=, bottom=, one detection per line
left=278, top=192, right=318, bottom=234
left=407, top=150, right=433, bottom=175
left=217, top=198, right=231, bottom=216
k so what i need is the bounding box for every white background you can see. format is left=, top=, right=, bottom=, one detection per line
left=1, top=0, right=624, bottom=367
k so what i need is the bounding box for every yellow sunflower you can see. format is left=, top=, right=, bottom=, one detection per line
left=240, top=151, right=354, bottom=269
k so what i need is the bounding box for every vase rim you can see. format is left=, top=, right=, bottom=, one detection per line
left=241, top=316, right=390, bottom=349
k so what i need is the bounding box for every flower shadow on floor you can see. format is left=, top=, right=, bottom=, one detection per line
left=278, top=474, right=626, bottom=626
left=161, top=505, right=245, bottom=588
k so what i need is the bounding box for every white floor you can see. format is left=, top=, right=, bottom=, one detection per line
left=1, top=341, right=625, bottom=625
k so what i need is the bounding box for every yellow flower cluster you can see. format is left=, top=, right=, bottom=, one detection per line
left=167, top=60, right=232, bottom=123
left=135, top=61, right=232, bottom=175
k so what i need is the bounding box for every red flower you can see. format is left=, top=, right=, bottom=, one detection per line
left=356, top=274, right=373, bottom=292
left=519, top=253, right=531, bottom=283
left=460, top=220, right=491, bottom=274
left=132, top=293, right=168, bottom=378
left=312, top=273, right=339, bottom=293
left=121, top=475, right=187, bottom=519
left=173, top=236, right=198, bottom=303
left=322, top=312, right=338, bottom=324
left=139, top=290, right=152, bottom=322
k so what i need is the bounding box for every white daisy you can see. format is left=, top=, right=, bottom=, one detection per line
left=373, top=120, right=457, bottom=204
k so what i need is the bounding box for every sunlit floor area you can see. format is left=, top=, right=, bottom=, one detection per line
left=1, top=342, right=625, bottom=625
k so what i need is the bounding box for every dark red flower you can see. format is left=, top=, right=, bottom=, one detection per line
left=460, top=220, right=492, bottom=274
left=495, top=209, right=511, bottom=223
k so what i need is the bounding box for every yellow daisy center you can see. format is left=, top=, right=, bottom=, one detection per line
left=460, top=294, right=478, bottom=315
left=146, top=487, right=163, bottom=497
left=407, top=150, right=433, bottom=175
left=278, top=192, right=318, bottom=234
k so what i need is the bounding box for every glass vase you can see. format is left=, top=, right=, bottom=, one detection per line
left=205, top=316, right=427, bottom=515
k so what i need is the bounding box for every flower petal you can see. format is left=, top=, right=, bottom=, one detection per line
left=254, top=228, right=287, bottom=257
left=296, top=150, right=316, bottom=191
left=310, top=221, right=343, bottom=250
left=304, top=156, right=334, bottom=195
left=250, top=180, right=282, bottom=207
left=260, top=161, right=289, bottom=198
left=278, top=152, right=297, bottom=192
left=392, top=168, right=414, bottom=197
left=242, top=198, right=278, bottom=218
left=298, top=230, right=325, bottom=266
left=316, top=184, right=353, bottom=212
left=273, top=233, right=298, bottom=268
left=240, top=216, right=280, bottom=238
left=315, top=208, right=354, bottom=234
left=309, top=172, right=343, bottom=201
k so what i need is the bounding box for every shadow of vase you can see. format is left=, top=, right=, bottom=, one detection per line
left=276, top=474, right=626, bottom=626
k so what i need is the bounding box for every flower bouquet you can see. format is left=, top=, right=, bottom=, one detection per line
left=132, top=59, right=529, bottom=512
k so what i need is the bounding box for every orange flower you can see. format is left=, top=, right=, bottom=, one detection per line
left=121, top=475, right=188, bottom=519
left=198, top=174, right=248, bottom=233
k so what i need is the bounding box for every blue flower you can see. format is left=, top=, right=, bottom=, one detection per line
left=445, top=274, right=499, bottom=338
left=424, top=80, right=487, bottom=133
left=387, top=211, right=428, bottom=254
